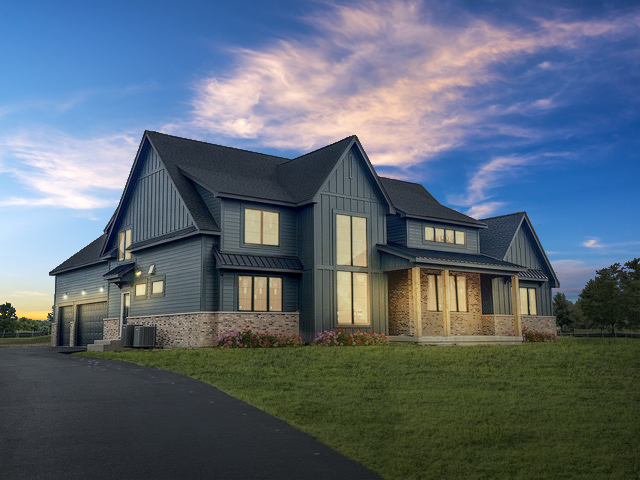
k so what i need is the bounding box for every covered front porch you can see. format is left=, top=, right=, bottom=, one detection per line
left=379, top=244, right=531, bottom=345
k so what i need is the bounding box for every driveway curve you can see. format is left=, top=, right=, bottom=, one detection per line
left=0, top=348, right=378, bottom=480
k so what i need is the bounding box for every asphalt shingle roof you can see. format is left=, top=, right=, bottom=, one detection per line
left=379, top=177, right=486, bottom=227
left=478, top=212, right=526, bottom=259
left=379, top=242, right=526, bottom=271
left=128, top=226, right=198, bottom=251
left=49, top=234, right=107, bottom=275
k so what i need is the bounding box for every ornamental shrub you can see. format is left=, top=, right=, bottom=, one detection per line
left=214, top=330, right=303, bottom=349
left=522, top=326, right=556, bottom=343
left=312, top=329, right=389, bottom=347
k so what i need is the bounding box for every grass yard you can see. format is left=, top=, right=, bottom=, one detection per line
left=0, top=335, right=50, bottom=347
left=81, top=338, right=640, bottom=479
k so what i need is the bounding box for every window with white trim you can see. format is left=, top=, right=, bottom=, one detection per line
left=238, top=276, right=282, bottom=311
left=244, top=209, right=279, bottom=246
left=519, top=287, right=537, bottom=315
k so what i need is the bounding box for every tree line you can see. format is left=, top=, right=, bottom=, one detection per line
left=0, top=302, right=52, bottom=335
left=554, top=258, right=640, bottom=334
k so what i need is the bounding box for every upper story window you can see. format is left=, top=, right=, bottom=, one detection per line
left=238, top=275, right=282, bottom=312
left=426, top=274, right=467, bottom=312
left=118, top=229, right=132, bottom=261
left=244, top=209, right=279, bottom=246
left=519, top=287, right=537, bottom=315
left=425, top=226, right=466, bottom=246
left=336, top=214, right=367, bottom=267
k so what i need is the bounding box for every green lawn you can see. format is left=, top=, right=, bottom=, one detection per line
left=0, top=335, right=50, bottom=346
left=81, top=339, right=640, bottom=479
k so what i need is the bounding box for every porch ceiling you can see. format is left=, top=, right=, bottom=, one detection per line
left=378, top=242, right=527, bottom=274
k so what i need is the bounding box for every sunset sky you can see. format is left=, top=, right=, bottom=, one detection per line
left=1, top=0, right=638, bottom=319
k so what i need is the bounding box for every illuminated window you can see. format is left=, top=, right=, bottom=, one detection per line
left=337, top=271, right=369, bottom=325
left=152, top=280, right=164, bottom=295
left=455, top=231, right=466, bottom=245
left=135, top=283, right=146, bottom=297
left=424, top=226, right=435, bottom=242
left=426, top=274, right=467, bottom=312
left=244, top=209, right=279, bottom=246
left=118, top=229, right=132, bottom=260
left=238, top=275, right=283, bottom=311
left=336, top=214, right=368, bottom=267
left=445, top=230, right=455, bottom=244
left=519, top=287, right=537, bottom=315
left=435, top=228, right=445, bottom=243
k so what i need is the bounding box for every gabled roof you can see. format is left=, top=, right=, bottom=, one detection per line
left=49, top=234, right=108, bottom=275
left=379, top=177, right=486, bottom=228
left=480, top=212, right=559, bottom=287
left=378, top=242, right=526, bottom=272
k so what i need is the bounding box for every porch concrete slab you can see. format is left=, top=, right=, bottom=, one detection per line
left=388, top=335, right=523, bottom=346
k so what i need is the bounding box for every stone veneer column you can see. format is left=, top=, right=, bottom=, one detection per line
left=410, top=267, right=422, bottom=336
left=442, top=269, right=451, bottom=336
left=511, top=275, right=521, bottom=336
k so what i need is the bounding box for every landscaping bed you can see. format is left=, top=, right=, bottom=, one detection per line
left=80, top=338, right=640, bottom=479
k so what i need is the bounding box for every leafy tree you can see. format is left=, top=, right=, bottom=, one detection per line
left=571, top=299, right=589, bottom=330
left=553, top=292, right=574, bottom=331
left=578, top=264, right=625, bottom=334
left=0, top=302, right=18, bottom=334
left=46, top=305, right=54, bottom=323
left=619, top=258, right=640, bottom=330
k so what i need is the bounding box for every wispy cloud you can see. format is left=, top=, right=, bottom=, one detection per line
left=0, top=131, right=137, bottom=209
left=170, top=0, right=639, bottom=168
left=552, top=259, right=600, bottom=297
left=582, top=237, right=640, bottom=250
left=10, top=291, right=48, bottom=297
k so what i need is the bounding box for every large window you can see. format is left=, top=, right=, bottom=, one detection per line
left=238, top=276, right=282, bottom=311
left=336, top=214, right=367, bottom=267
left=426, top=274, right=467, bottom=312
left=337, top=271, right=369, bottom=325
left=425, top=226, right=466, bottom=246
left=519, top=287, right=537, bottom=315
left=118, top=229, right=132, bottom=261
left=244, top=209, right=279, bottom=246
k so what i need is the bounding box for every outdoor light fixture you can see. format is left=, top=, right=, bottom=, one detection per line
left=135, top=270, right=142, bottom=277
left=148, top=264, right=155, bottom=275
left=63, top=294, right=68, bottom=299
left=81, top=290, right=86, bottom=295
left=99, top=287, right=104, bottom=292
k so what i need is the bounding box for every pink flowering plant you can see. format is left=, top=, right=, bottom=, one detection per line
left=214, top=329, right=302, bottom=349
left=312, top=329, right=389, bottom=347
left=522, top=326, right=556, bottom=343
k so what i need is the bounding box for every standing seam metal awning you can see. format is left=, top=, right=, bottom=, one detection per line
left=213, top=248, right=303, bottom=273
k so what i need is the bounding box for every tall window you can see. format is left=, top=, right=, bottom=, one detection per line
left=336, top=214, right=367, bottom=267
left=519, top=287, right=537, bottom=315
left=238, top=276, right=282, bottom=311
left=337, top=271, right=369, bottom=325
left=118, top=229, right=132, bottom=261
left=426, top=274, right=467, bottom=312
left=244, top=209, right=279, bottom=246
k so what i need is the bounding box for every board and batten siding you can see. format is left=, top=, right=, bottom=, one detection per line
left=55, top=262, right=110, bottom=322
left=220, top=199, right=298, bottom=257
left=107, top=236, right=203, bottom=318
left=304, top=145, right=389, bottom=338
left=406, top=219, right=480, bottom=254
left=109, top=145, right=194, bottom=250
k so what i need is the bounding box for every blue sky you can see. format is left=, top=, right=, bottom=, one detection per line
left=1, top=0, right=638, bottom=319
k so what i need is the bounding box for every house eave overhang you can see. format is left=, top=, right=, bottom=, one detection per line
left=49, top=259, right=108, bottom=276
left=396, top=209, right=487, bottom=229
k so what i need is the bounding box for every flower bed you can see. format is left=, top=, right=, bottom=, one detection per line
left=215, top=330, right=303, bottom=348
left=522, top=326, right=556, bottom=342
left=312, top=329, right=389, bottom=347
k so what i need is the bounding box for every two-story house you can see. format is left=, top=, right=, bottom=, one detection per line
left=49, top=131, right=558, bottom=347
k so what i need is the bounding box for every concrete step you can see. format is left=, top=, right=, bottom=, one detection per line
left=87, top=339, right=123, bottom=352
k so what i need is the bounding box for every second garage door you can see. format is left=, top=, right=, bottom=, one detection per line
left=76, top=302, right=107, bottom=346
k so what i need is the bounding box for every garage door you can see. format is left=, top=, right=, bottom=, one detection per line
left=58, top=306, right=72, bottom=346
left=76, top=302, right=107, bottom=346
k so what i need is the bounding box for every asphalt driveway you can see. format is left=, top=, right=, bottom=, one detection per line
left=0, top=347, right=378, bottom=480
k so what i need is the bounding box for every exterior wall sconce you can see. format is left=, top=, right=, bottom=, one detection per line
left=148, top=265, right=155, bottom=275
left=81, top=290, right=86, bottom=295
left=99, top=287, right=104, bottom=292
left=63, top=294, right=68, bottom=299
left=135, top=270, right=142, bottom=277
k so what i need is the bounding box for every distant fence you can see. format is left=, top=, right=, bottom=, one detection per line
left=0, top=331, right=50, bottom=338
left=558, top=331, right=640, bottom=339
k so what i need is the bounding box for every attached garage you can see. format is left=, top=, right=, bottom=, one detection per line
left=76, top=302, right=107, bottom=346
left=58, top=306, right=72, bottom=346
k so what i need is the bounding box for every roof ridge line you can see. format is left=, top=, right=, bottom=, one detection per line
left=145, top=130, right=291, bottom=162
left=277, top=135, right=355, bottom=166
left=480, top=211, right=526, bottom=221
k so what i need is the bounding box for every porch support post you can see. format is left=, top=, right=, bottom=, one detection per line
left=511, top=275, right=521, bottom=336
left=410, top=267, right=422, bottom=336
left=442, top=269, right=451, bottom=336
